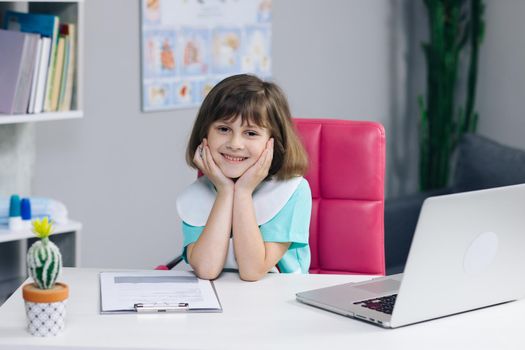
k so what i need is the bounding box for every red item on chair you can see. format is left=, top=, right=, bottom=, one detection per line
left=294, top=118, right=386, bottom=275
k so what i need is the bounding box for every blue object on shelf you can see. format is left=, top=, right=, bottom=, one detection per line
left=21, top=198, right=31, bottom=220
left=9, top=195, right=21, bottom=217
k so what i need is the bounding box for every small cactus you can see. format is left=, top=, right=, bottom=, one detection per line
left=27, top=217, right=62, bottom=289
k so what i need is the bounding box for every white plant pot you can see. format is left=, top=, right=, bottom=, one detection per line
left=22, top=282, right=69, bottom=337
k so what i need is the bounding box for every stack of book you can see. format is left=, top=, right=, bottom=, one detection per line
left=0, top=11, right=76, bottom=115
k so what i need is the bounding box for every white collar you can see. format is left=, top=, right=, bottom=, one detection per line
left=176, top=176, right=303, bottom=226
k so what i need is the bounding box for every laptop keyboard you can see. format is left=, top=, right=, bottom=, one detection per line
left=353, top=294, right=397, bottom=315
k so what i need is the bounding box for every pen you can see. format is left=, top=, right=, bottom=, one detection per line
left=134, top=302, right=189, bottom=313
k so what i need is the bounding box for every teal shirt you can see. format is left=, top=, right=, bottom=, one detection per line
left=182, top=178, right=312, bottom=273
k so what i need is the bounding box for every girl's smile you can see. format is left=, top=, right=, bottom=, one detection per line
left=207, top=116, right=270, bottom=179
left=221, top=153, right=249, bottom=163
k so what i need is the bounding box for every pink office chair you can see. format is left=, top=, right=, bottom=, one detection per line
left=157, top=118, right=386, bottom=275
left=295, top=118, right=385, bottom=275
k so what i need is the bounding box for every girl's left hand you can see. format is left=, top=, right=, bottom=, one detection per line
left=235, top=138, right=274, bottom=194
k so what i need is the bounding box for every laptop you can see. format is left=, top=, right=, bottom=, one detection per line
left=296, top=184, right=525, bottom=328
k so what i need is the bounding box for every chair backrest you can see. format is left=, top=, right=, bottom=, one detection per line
left=294, top=118, right=386, bottom=275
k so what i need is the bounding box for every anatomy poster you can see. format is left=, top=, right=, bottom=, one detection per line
left=141, top=0, right=272, bottom=111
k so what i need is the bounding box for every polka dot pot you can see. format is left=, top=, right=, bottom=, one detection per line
left=24, top=300, right=67, bottom=336
left=22, top=282, right=69, bottom=337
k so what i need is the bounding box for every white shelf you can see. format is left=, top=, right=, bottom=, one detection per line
left=0, top=220, right=82, bottom=243
left=0, top=111, right=83, bottom=124
left=1, top=0, right=83, bottom=2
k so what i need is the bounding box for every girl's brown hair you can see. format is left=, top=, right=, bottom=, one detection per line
left=186, top=74, right=308, bottom=180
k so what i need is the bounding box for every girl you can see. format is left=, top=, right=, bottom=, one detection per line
left=176, top=74, right=311, bottom=281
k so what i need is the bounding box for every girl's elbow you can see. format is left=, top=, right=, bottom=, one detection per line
left=239, top=269, right=266, bottom=282
left=194, top=268, right=220, bottom=280
left=191, top=263, right=222, bottom=280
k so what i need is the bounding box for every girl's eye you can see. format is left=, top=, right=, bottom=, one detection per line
left=217, top=126, right=229, bottom=133
left=246, top=131, right=258, bottom=137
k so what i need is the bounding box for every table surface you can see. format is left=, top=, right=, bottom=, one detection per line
left=0, top=268, right=524, bottom=350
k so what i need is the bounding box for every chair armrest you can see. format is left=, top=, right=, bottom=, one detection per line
left=385, top=188, right=451, bottom=275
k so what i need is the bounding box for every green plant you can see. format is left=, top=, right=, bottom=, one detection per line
left=418, top=0, right=485, bottom=191
left=27, top=217, right=63, bottom=289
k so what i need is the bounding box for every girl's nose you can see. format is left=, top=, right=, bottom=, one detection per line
left=226, top=134, right=244, bottom=150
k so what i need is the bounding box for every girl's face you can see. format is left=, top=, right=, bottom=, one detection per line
left=206, top=116, right=271, bottom=179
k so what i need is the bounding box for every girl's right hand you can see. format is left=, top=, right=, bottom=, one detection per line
left=193, top=139, right=234, bottom=193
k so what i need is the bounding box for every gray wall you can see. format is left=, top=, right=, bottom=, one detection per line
left=24, top=0, right=525, bottom=269
left=0, top=124, right=34, bottom=196
left=33, top=1, right=195, bottom=269
left=476, top=0, right=525, bottom=148
left=32, top=0, right=398, bottom=269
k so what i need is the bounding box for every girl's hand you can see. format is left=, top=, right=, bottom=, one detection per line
left=193, top=139, right=234, bottom=193
left=235, top=138, right=274, bottom=194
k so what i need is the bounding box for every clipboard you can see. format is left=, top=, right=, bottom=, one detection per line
left=99, top=270, right=222, bottom=314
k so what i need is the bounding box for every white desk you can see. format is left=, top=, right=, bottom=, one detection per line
left=0, top=268, right=523, bottom=350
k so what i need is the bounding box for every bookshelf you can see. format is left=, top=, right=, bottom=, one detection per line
left=0, top=0, right=84, bottom=124
left=0, top=0, right=84, bottom=304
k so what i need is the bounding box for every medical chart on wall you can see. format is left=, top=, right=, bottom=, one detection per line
left=141, top=0, right=272, bottom=112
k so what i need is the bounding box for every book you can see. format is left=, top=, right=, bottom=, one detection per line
left=4, top=11, right=60, bottom=113
left=28, top=37, right=43, bottom=113
left=58, top=23, right=76, bottom=111
left=49, top=36, right=65, bottom=111
left=57, top=31, right=70, bottom=111
left=0, top=29, right=39, bottom=114
left=16, top=33, right=39, bottom=114
left=33, top=37, right=52, bottom=114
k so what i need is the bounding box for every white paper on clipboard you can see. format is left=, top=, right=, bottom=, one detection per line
left=99, top=270, right=222, bottom=313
